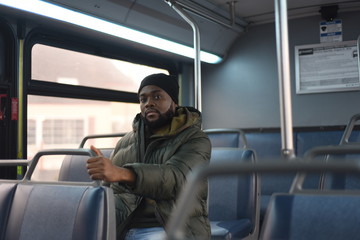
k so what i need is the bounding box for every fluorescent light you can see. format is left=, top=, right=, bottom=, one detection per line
left=0, top=0, right=222, bottom=64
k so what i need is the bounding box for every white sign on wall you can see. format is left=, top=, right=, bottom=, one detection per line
left=320, top=19, right=342, bottom=43
left=295, top=40, right=359, bottom=94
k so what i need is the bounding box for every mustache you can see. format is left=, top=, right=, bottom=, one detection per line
left=145, top=108, right=160, bottom=115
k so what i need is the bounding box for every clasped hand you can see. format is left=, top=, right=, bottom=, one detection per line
left=87, top=145, right=136, bottom=185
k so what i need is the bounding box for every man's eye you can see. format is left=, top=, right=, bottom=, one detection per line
left=154, top=95, right=161, bottom=100
left=140, top=98, right=146, bottom=103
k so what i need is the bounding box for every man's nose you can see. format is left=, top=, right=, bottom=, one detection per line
left=145, top=98, right=155, bottom=107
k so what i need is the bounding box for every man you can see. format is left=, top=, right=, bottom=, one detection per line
left=87, top=73, right=211, bottom=239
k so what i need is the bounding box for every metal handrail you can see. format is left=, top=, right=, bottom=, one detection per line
left=79, top=133, right=126, bottom=148
left=340, top=113, right=360, bottom=145
left=304, top=145, right=360, bottom=160
left=0, top=149, right=100, bottom=186
left=290, top=145, right=360, bottom=193
left=0, top=159, right=31, bottom=166
left=175, top=0, right=248, bottom=30
left=24, top=149, right=95, bottom=180
left=165, top=0, right=202, bottom=112
left=357, top=35, right=360, bottom=84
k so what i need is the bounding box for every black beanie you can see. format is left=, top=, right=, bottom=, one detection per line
left=138, top=73, right=179, bottom=104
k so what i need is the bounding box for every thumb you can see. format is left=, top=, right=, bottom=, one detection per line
left=91, top=145, right=103, bottom=156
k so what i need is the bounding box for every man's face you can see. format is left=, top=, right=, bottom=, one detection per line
left=139, top=85, right=177, bottom=129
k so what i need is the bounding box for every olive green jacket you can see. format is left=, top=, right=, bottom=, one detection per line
left=110, top=106, right=211, bottom=239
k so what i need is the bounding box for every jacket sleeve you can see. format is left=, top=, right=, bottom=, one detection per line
left=123, top=131, right=211, bottom=200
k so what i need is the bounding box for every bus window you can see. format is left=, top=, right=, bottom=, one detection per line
left=28, top=44, right=169, bottom=181
left=31, top=44, right=168, bottom=92
left=27, top=96, right=139, bottom=160
left=31, top=154, right=65, bottom=181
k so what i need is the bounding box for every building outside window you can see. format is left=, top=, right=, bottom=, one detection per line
left=28, top=44, right=168, bottom=180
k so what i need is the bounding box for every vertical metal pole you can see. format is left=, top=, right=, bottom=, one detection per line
left=227, top=1, right=236, bottom=26
left=275, top=0, right=295, bottom=159
left=17, top=38, right=24, bottom=160
left=357, top=35, right=360, bottom=76
left=165, top=0, right=202, bottom=111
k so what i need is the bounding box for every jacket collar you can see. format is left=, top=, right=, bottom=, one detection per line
left=132, top=106, right=202, bottom=137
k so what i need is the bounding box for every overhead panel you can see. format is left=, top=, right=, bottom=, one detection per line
left=47, top=0, right=247, bottom=58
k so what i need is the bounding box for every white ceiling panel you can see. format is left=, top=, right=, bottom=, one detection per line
left=45, top=0, right=360, bottom=59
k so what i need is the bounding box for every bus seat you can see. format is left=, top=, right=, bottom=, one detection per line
left=323, top=171, right=360, bottom=189
left=319, top=153, right=360, bottom=190
left=302, top=145, right=360, bottom=190
left=101, top=148, right=115, bottom=158
left=295, top=131, right=345, bottom=191
left=208, top=148, right=260, bottom=239
left=58, top=155, right=92, bottom=182
left=296, top=131, right=343, bottom=157
left=260, top=193, right=360, bottom=240
left=204, top=129, right=248, bottom=148
left=245, top=132, right=295, bottom=224
left=58, top=148, right=114, bottom=182
left=0, top=183, right=17, bottom=239
left=3, top=183, right=116, bottom=240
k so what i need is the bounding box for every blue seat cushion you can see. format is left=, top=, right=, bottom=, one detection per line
left=261, top=194, right=360, bottom=239
left=5, top=184, right=111, bottom=240
left=210, top=219, right=252, bottom=239
left=0, top=183, right=17, bottom=239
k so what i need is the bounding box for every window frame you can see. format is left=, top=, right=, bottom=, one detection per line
left=24, top=27, right=178, bottom=102
left=22, top=26, right=179, bottom=158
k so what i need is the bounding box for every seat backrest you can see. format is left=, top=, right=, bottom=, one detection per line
left=245, top=133, right=295, bottom=194
left=299, top=145, right=360, bottom=191
left=296, top=131, right=343, bottom=157
left=58, top=148, right=114, bottom=182
left=204, top=129, right=247, bottom=148
left=4, top=183, right=115, bottom=240
left=101, top=148, right=115, bottom=158
left=208, top=148, right=259, bottom=227
left=260, top=193, right=360, bottom=240
left=320, top=154, right=360, bottom=190
left=58, top=155, right=92, bottom=182
left=245, top=132, right=297, bottom=223
left=323, top=171, right=360, bottom=189
left=0, top=183, right=17, bottom=239
left=319, top=114, right=360, bottom=190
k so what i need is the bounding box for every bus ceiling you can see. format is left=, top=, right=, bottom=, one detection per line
left=39, top=0, right=360, bottom=57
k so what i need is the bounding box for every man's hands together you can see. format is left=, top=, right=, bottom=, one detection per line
left=87, top=145, right=136, bottom=185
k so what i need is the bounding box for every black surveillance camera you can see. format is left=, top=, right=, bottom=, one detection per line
left=319, top=5, right=339, bottom=22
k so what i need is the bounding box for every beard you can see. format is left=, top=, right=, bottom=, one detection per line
left=143, top=107, right=175, bottom=130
